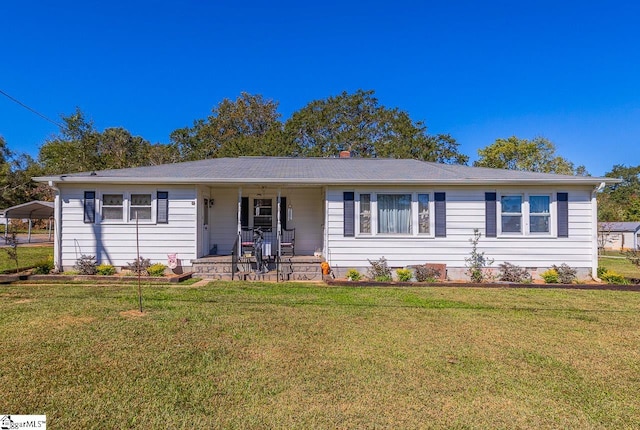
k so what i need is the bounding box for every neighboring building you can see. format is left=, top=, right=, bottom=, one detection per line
left=34, top=156, right=617, bottom=280
left=598, top=222, right=640, bottom=250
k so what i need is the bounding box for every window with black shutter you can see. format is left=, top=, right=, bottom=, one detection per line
left=434, top=192, right=446, bottom=237
left=344, top=192, right=355, bottom=237
left=485, top=192, right=497, bottom=237
left=157, top=191, right=168, bottom=224
left=83, top=191, right=95, bottom=224
left=557, top=192, right=569, bottom=237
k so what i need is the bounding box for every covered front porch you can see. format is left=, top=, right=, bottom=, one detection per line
left=197, top=184, right=325, bottom=260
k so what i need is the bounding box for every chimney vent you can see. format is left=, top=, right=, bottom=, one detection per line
left=339, top=150, right=351, bottom=158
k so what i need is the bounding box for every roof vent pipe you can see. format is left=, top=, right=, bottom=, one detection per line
left=339, top=150, right=351, bottom=158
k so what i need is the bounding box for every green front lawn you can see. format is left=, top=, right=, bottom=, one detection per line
left=599, top=254, right=640, bottom=278
left=1, top=282, right=639, bottom=428
left=0, top=245, right=53, bottom=273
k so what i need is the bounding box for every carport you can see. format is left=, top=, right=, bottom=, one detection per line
left=1, top=201, right=54, bottom=242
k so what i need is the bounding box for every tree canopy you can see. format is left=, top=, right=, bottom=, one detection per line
left=598, top=164, right=640, bottom=221
left=474, top=136, right=585, bottom=175
left=38, top=108, right=159, bottom=175
left=284, top=90, right=468, bottom=164
left=170, top=93, right=290, bottom=161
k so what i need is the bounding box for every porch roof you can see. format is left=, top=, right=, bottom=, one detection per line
left=35, top=156, right=617, bottom=186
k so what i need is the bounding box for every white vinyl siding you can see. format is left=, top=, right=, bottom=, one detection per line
left=58, top=184, right=197, bottom=269
left=326, top=185, right=594, bottom=271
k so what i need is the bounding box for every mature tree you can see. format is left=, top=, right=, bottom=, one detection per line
left=0, top=137, right=51, bottom=207
left=284, top=90, right=468, bottom=164
left=38, top=108, right=102, bottom=174
left=170, top=93, right=290, bottom=161
left=38, top=108, right=160, bottom=174
left=96, top=127, right=152, bottom=169
left=598, top=164, right=640, bottom=221
left=474, top=136, right=585, bottom=175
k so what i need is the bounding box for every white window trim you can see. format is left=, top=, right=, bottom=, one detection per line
left=355, top=191, right=435, bottom=238
left=497, top=192, right=556, bottom=237
left=98, top=191, right=159, bottom=225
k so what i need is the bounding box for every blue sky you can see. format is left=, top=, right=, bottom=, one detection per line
left=1, top=0, right=639, bottom=175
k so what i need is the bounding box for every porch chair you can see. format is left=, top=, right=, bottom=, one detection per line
left=280, top=228, right=295, bottom=256
left=241, top=228, right=254, bottom=256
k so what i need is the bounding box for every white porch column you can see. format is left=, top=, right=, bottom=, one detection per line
left=277, top=189, right=282, bottom=257
left=237, top=187, right=242, bottom=255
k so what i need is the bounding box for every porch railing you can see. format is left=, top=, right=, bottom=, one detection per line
left=231, top=233, right=239, bottom=280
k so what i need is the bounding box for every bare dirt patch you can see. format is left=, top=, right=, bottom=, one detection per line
left=119, top=309, right=148, bottom=318
left=53, top=315, right=96, bottom=328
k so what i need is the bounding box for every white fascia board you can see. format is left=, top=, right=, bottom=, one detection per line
left=35, top=176, right=621, bottom=187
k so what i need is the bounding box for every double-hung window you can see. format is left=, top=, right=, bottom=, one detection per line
left=359, top=194, right=371, bottom=234
left=501, top=195, right=523, bottom=233
left=378, top=194, right=412, bottom=234
left=130, top=194, right=152, bottom=221
left=529, top=195, right=550, bottom=233
left=418, top=193, right=430, bottom=234
left=352, top=192, right=436, bottom=237
left=499, top=193, right=551, bottom=235
left=98, top=192, right=165, bottom=223
left=102, top=194, right=124, bottom=221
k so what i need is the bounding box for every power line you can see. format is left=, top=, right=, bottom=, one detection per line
left=0, top=88, right=64, bottom=129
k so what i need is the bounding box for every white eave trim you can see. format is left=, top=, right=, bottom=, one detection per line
left=34, top=175, right=621, bottom=187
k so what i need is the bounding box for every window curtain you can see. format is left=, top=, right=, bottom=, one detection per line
left=378, top=194, right=411, bottom=234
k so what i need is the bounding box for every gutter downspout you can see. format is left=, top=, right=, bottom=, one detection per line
left=49, top=181, right=63, bottom=272
left=591, top=182, right=606, bottom=281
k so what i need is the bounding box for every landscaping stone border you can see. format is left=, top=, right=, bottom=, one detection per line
left=8, top=272, right=194, bottom=284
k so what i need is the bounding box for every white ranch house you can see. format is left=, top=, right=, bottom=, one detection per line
left=35, top=157, right=616, bottom=280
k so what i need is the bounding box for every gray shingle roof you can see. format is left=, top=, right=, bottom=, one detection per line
left=34, top=157, right=616, bottom=186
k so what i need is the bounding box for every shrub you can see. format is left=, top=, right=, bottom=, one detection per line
left=498, top=262, right=531, bottom=283
left=465, top=229, right=494, bottom=282
left=396, top=268, right=413, bottom=282
left=600, top=270, right=629, bottom=285
left=147, top=263, right=167, bottom=277
left=367, top=257, right=392, bottom=281
left=96, top=264, right=116, bottom=276
left=552, top=264, right=577, bottom=284
left=414, top=265, right=442, bottom=282
left=32, top=258, right=54, bottom=275
left=597, top=266, right=608, bottom=278
left=541, top=268, right=559, bottom=284
left=345, top=269, right=362, bottom=281
left=74, top=255, right=97, bottom=275
left=126, top=257, right=151, bottom=275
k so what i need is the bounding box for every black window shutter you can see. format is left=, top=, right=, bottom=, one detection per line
left=435, top=192, right=446, bottom=237
left=557, top=192, right=569, bottom=237
left=157, top=191, right=169, bottom=224
left=241, top=197, right=249, bottom=228
left=344, top=192, right=355, bottom=237
left=84, top=191, right=95, bottom=224
left=485, top=192, right=497, bottom=237
left=279, top=197, right=287, bottom=230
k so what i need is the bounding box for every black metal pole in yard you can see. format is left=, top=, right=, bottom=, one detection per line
left=136, top=212, right=142, bottom=313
